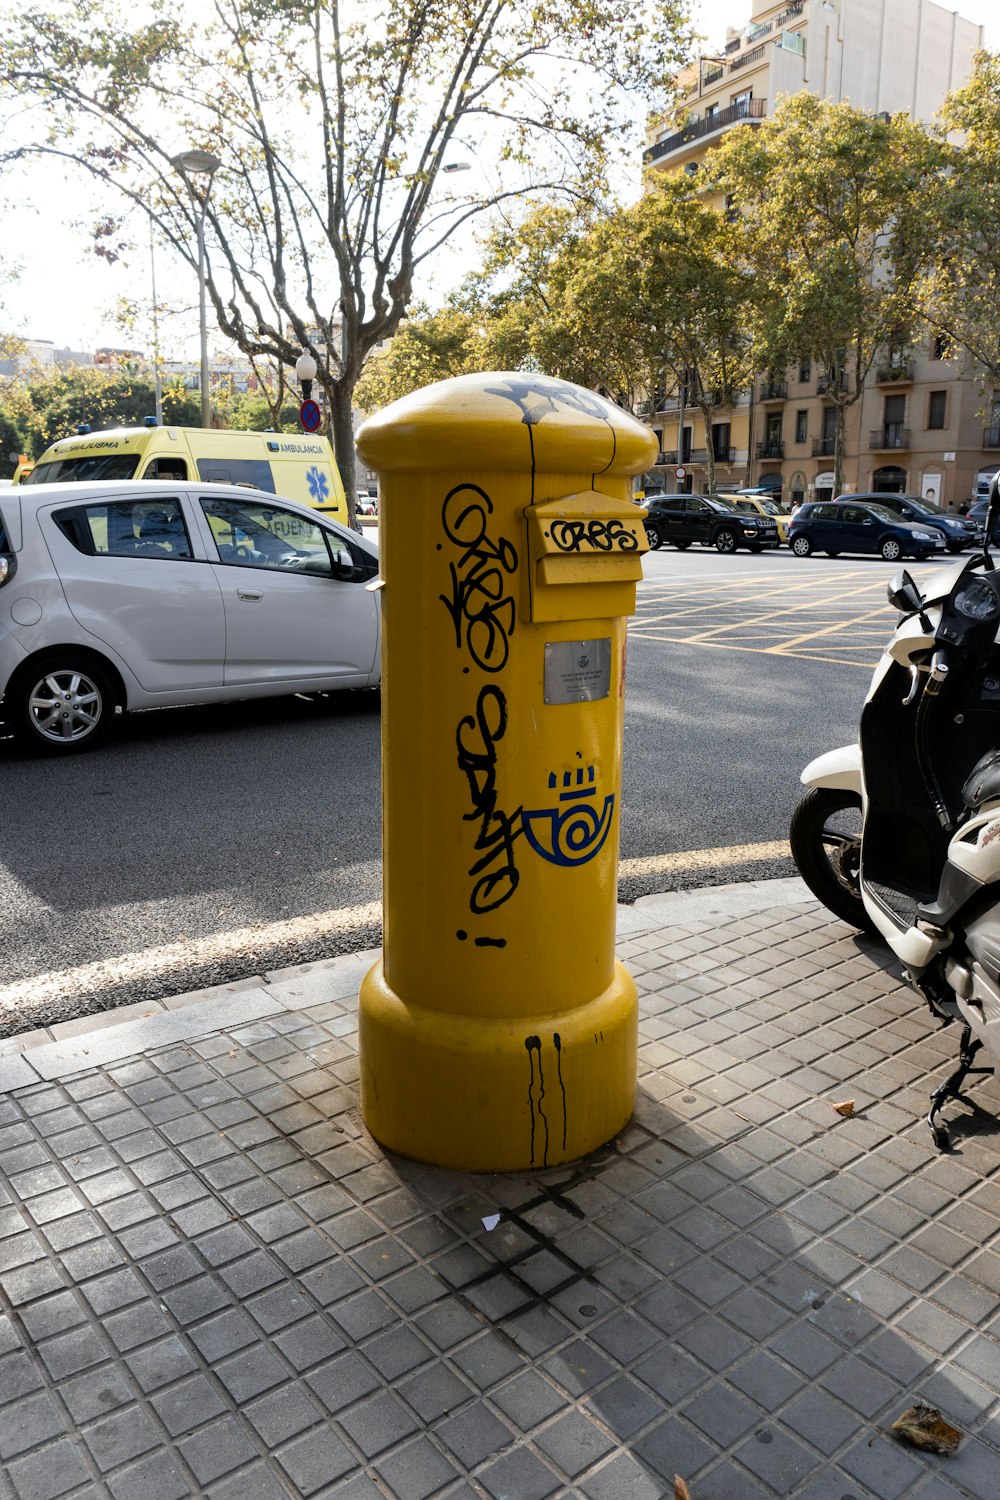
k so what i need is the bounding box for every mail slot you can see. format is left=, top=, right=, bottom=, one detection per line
left=355, top=372, right=657, bottom=1171
left=526, top=489, right=647, bottom=623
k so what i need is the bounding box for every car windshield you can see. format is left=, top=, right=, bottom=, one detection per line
left=865, top=503, right=908, bottom=523
left=752, top=497, right=785, bottom=516
left=24, top=454, right=139, bottom=484
left=897, top=495, right=946, bottom=517
left=709, top=496, right=740, bottom=512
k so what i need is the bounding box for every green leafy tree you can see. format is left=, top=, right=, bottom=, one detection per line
left=458, top=185, right=761, bottom=491
left=22, top=368, right=200, bottom=454
left=355, top=304, right=487, bottom=412
left=708, top=94, right=934, bottom=495
left=0, top=0, right=694, bottom=517
left=565, top=177, right=761, bottom=492
left=920, top=51, right=1000, bottom=385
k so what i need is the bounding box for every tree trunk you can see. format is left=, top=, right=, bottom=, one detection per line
left=833, top=399, right=847, bottom=497
left=329, top=382, right=358, bottom=525
left=703, top=407, right=716, bottom=496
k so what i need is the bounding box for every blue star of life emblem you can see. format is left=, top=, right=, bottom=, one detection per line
left=307, top=466, right=330, bottom=504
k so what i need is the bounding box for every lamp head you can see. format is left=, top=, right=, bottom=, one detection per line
left=295, top=350, right=318, bottom=383
left=171, top=149, right=222, bottom=177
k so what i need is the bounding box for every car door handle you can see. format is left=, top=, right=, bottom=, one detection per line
left=237, top=588, right=263, bottom=602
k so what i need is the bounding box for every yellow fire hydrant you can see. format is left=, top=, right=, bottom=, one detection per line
left=357, top=373, right=656, bottom=1171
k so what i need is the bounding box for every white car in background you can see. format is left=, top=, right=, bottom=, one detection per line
left=0, top=481, right=381, bottom=753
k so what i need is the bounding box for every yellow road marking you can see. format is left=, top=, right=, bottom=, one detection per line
left=620, top=840, right=790, bottom=878
left=627, top=632, right=879, bottom=667
left=770, top=607, right=889, bottom=652
left=0, top=844, right=796, bottom=1013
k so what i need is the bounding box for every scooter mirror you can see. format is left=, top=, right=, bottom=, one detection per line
left=887, top=569, right=923, bottom=614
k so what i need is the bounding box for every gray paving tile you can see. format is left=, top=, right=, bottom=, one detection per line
left=8, top=887, right=1000, bottom=1500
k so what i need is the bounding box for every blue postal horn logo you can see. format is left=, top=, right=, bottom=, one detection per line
left=522, top=764, right=615, bottom=868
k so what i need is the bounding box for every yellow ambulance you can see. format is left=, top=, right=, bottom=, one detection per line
left=20, top=425, right=348, bottom=523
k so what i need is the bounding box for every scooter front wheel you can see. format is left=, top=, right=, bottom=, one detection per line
left=789, top=787, right=871, bottom=931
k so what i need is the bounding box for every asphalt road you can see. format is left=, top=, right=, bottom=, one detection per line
left=0, top=545, right=947, bottom=1032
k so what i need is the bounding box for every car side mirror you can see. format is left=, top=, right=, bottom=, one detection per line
left=888, top=569, right=922, bottom=614
left=331, top=548, right=360, bottom=581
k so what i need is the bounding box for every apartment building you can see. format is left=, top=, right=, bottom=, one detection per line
left=642, top=0, right=991, bottom=508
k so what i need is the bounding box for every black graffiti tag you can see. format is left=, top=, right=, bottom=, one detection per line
left=440, top=483, right=518, bottom=673
left=549, top=517, right=639, bottom=554
left=456, top=685, right=522, bottom=914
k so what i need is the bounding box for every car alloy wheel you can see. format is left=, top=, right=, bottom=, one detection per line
left=714, top=528, right=737, bottom=554
left=14, top=655, right=117, bottom=754
left=644, top=523, right=662, bottom=551
left=791, top=534, right=813, bottom=557
left=880, top=538, right=902, bottom=561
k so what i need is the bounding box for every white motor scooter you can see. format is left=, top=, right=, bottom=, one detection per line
left=790, top=478, right=1000, bottom=1147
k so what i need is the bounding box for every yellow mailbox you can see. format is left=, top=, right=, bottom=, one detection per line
left=357, top=373, right=656, bottom=1171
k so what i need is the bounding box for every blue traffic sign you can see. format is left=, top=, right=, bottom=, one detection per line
left=299, top=399, right=321, bottom=432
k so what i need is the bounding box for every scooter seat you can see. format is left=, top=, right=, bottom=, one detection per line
left=963, top=748, right=1000, bottom=810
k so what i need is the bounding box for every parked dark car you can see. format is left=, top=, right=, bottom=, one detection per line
left=832, top=492, right=977, bottom=553
left=642, top=494, right=780, bottom=554
left=788, top=501, right=948, bottom=561
left=967, top=498, right=998, bottom=543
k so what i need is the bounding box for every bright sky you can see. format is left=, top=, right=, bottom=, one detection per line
left=4, top=0, right=1000, bottom=358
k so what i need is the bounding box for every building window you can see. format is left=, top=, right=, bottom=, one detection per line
left=712, top=421, right=731, bottom=459
left=932, top=332, right=951, bottom=361
left=798, top=358, right=811, bottom=383
left=733, top=90, right=752, bottom=115
left=927, top=391, right=947, bottom=430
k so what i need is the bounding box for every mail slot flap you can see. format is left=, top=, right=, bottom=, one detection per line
left=527, top=490, right=648, bottom=565
left=538, top=552, right=644, bottom=587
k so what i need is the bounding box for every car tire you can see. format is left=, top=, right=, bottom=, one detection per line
left=10, top=653, right=119, bottom=755
left=791, top=534, right=813, bottom=557
left=714, top=527, right=738, bottom=554
left=826, top=551, right=840, bottom=558
left=672, top=540, right=691, bottom=550
left=880, top=537, right=903, bottom=562
left=789, top=786, right=872, bottom=932
left=748, top=544, right=762, bottom=553
left=644, top=523, right=662, bottom=551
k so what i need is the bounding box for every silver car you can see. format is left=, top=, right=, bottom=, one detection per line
left=0, top=481, right=381, bottom=753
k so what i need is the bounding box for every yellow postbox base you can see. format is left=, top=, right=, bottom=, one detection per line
left=358, top=960, right=638, bottom=1173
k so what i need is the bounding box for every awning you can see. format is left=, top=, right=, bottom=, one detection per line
left=754, top=473, right=783, bottom=490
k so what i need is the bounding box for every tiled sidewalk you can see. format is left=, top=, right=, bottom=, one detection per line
left=1, top=878, right=999, bottom=1499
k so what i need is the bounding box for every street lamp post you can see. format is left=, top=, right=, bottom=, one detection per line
left=171, top=149, right=222, bottom=429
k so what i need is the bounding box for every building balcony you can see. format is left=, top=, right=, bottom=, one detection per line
left=775, top=1, right=804, bottom=21
left=645, top=97, right=767, bottom=165
left=759, top=381, right=787, bottom=402
left=654, top=451, right=678, bottom=466
left=875, top=363, right=914, bottom=385
left=729, top=43, right=767, bottom=72
left=984, top=428, right=1000, bottom=450
left=817, top=371, right=848, bottom=395
left=690, top=446, right=736, bottom=464
left=870, top=428, right=911, bottom=451
left=757, top=441, right=784, bottom=459
left=812, top=437, right=836, bottom=457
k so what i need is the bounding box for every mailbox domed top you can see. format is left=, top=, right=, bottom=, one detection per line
left=357, top=372, right=657, bottom=477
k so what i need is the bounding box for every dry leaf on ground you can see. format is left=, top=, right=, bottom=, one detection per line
left=675, top=1478, right=692, bottom=1500
left=833, top=1099, right=855, bottom=1117
left=890, top=1404, right=961, bottom=1454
